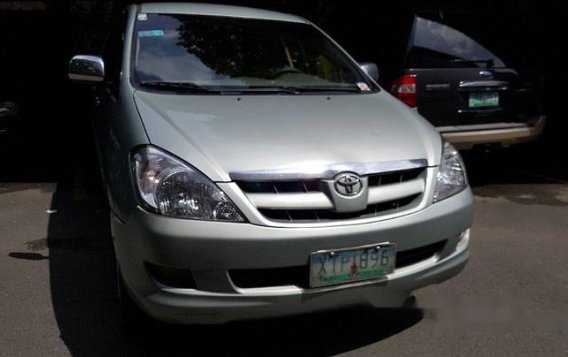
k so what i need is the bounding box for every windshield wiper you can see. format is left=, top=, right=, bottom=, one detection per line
left=292, top=85, right=365, bottom=93
left=451, top=59, right=495, bottom=68
left=139, top=82, right=371, bottom=95
left=236, top=85, right=365, bottom=94
left=139, top=81, right=218, bottom=93
left=231, top=86, right=302, bottom=94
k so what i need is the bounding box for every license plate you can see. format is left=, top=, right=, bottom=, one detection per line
left=468, top=92, right=499, bottom=108
left=309, top=243, right=396, bottom=288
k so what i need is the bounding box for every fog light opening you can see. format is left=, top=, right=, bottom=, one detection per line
left=145, top=263, right=197, bottom=289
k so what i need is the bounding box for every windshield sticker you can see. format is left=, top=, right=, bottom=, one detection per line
left=138, top=30, right=164, bottom=38
left=137, top=13, right=148, bottom=21
left=357, top=82, right=371, bottom=91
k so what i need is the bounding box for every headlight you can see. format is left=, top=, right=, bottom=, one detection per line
left=131, top=146, right=245, bottom=222
left=433, top=141, right=468, bottom=203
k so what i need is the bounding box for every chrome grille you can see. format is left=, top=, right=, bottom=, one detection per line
left=259, top=194, right=421, bottom=223
left=233, top=161, right=429, bottom=224
left=237, top=168, right=423, bottom=194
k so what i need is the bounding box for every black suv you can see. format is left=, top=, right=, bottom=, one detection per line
left=388, top=12, right=545, bottom=150
left=311, top=5, right=545, bottom=150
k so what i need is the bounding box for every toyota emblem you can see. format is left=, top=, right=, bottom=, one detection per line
left=334, top=173, right=363, bottom=196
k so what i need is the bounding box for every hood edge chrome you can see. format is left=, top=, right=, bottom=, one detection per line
left=230, top=159, right=429, bottom=182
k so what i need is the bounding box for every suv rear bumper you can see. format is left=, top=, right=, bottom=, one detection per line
left=438, top=116, right=545, bottom=150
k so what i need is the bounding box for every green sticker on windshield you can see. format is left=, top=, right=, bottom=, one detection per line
left=138, top=30, right=164, bottom=38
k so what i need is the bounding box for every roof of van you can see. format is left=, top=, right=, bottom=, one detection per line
left=138, top=3, right=307, bottom=23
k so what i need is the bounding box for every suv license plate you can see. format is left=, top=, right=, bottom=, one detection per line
left=469, top=92, right=499, bottom=108
left=309, top=243, right=396, bottom=288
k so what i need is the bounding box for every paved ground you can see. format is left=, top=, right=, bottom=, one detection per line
left=1, top=127, right=567, bottom=356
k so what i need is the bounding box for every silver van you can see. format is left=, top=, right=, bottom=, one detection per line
left=69, top=3, right=473, bottom=324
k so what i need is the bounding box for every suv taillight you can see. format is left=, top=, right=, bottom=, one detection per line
left=391, top=74, right=417, bottom=108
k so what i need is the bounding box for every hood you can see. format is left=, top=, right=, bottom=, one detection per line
left=133, top=90, right=441, bottom=182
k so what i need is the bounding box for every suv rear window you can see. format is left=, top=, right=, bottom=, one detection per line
left=406, top=16, right=505, bottom=69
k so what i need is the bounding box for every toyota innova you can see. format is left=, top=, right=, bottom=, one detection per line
left=68, top=3, right=473, bottom=324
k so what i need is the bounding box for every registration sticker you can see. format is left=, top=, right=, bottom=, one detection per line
left=357, top=82, right=371, bottom=91
left=138, top=29, right=164, bottom=38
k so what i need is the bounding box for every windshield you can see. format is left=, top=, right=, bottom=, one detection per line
left=406, top=16, right=505, bottom=69
left=132, top=13, right=376, bottom=93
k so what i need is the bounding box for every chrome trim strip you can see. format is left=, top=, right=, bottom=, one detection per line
left=367, top=179, right=425, bottom=205
left=458, top=80, right=508, bottom=88
left=458, top=80, right=508, bottom=91
left=230, top=159, right=428, bottom=182
left=247, top=192, right=333, bottom=210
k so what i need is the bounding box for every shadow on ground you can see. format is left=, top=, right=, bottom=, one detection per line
left=121, top=307, right=423, bottom=356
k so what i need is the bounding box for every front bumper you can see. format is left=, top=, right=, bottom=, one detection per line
left=112, top=189, right=474, bottom=324
left=439, top=116, right=546, bottom=150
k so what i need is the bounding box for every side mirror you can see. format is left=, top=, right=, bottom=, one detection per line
left=360, top=62, right=379, bottom=81
left=68, top=55, right=105, bottom=83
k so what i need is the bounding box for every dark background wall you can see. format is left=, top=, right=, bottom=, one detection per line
left=1, top=0, right=566, bottom=152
